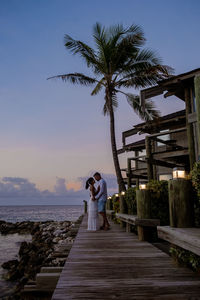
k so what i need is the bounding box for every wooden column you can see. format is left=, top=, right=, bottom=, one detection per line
left=185, top=87, right=196, bottom=169
left=127, top=158, right=132, bottom=188
left=120, top=194, right=127, bottom=228
left=145, top=136, right=153, bottom=180
left=168, top=179, right=194, bottom=228
left=120, top=194, right=127, bottom=214
left=135, top=151, right=139, bottom=188
left=136, top=190, right=151, bottom=241
left=152, top=141, right=157, bottom=180
left=194, top=75, right=200, bottom=159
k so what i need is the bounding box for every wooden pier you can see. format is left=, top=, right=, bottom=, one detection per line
left=52, top=215, right=200, bottom=299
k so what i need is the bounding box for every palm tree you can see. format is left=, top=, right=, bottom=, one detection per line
left=48, top=23, right=173, bottom=192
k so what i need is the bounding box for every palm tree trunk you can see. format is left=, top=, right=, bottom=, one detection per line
left=107, top=92, right=126, bottom=192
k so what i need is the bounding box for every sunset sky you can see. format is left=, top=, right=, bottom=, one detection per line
left=0, top=0, right=200, bottom=204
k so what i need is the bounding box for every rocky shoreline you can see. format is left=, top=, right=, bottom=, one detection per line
left=0, top=216, right=83, bottom=300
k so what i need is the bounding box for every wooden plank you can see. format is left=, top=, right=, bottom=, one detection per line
left=116, top=213, right=160, bottom=227
left=52, top=215, right=200, bottom=300
left=188, top=112, right=197, bottom=123
left=158, top=226, right=200, bottom=256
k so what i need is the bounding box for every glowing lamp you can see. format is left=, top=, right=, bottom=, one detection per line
left=172, top=167, right=186, bottom=179
left=115, top=193, right=119, bottom=197
left=121, top=191, right=125, bottom=196
left=139, top=184, right=147, bottom=190
left=107, top=196, right=112, bottom=200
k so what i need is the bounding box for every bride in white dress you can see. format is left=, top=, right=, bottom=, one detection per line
left=85, top=177, right=99, bottom=231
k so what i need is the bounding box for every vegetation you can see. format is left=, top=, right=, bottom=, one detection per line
left=191, top=161, right=200, bottom=197
left=49, top=23, right=173, bottom=191
left=147, top=180, right=169, bottom=225
left=191, top=161, right=200, bottom=227
left=170, top=245, right=200, bottom=272
left=124, top=187, right=137, bottom=214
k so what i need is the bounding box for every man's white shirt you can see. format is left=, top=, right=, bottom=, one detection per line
left=96, top=178, right=107, bottom=202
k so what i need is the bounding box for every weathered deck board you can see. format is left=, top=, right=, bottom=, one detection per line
left=52, top=215, right=200, bottom=299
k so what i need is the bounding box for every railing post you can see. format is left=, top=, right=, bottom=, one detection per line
left=168, top=179, right=194, bottom=227
left=136, top=190, right=151, bottom=241
left=83, top=200, right=87, bottom=214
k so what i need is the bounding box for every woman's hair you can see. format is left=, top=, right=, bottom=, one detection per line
left=85, top=177, right=94, bottom=189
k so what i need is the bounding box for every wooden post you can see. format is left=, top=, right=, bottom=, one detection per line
left=107, top=198, right=113, bottom=210
left=135, top=151, right=139, bottom=189
left=152, top=140, right=157, bottom=180
left=127, top=158, right=132, bottom=188
left=145, top=136, right=153, bottom=181
left=120, top=194, right=127, bottom=214
left=83, top=200, right=87, bottom=214
left=136, top=190, right=151, bottom=241
left=126, top=223, right=131, bottom=233
left=120, top=194, right=127, bottom=228
left=168, top=179, right=194, bottom=228
left=194, top=75, right=200, bottom=159
left=185, top=87, right=196, bottom=169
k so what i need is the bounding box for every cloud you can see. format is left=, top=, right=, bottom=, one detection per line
left=0, top=173, right=118, bottom=204
left=54, top=177, right=68, bottom=196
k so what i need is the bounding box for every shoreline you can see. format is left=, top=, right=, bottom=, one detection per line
left=0, top=216, right=82, bottom=299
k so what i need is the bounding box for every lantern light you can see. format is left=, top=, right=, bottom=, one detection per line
left=172, top=167, right=186, bottom=179
left=121, top=191, right=125, bottom=196
left=139, top=184, right=147, bottom=190
left=115, top=193, right=119, bottom=197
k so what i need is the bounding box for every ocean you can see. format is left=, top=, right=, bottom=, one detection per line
left=0, top=205, right=84, bottom=297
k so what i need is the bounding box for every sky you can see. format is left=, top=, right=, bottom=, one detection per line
left=0, top=0, right=200, bottom=205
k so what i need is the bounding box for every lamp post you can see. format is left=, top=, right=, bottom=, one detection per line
left=169, top=168, right=194, bottom=228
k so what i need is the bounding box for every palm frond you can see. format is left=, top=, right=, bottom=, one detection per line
left=91, top=77, right=105, bottom=95
left=64, top=35, right=102, bottom=73
left=47, top=73, right=96, bottom=86
left=122, top=92, right=160, bottom=121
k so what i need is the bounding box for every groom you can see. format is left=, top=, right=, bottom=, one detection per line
left=93, top=172, right=110, bottom=230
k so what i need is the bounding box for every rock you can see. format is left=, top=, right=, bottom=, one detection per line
left=1, top=216, right=81, bottom=298
left=2, top=259, right=19, bottom=270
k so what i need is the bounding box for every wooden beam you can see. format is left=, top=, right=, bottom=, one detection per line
left=194, top=75, right=200, bottom=159
left=153, top=148, right=188, bottom=156
left=148, top=158, right=184, bottom=169
left=117, top=148, right=125, bottom=155
left=145, top=136, right=153, bottom=180
left=151, top=137, right=186, bottom=150
left=149, top=127, right=186, bottom=138
left=185, top=87, right=196, bottom=169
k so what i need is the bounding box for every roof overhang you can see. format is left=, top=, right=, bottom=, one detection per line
left=140, top=67, right=200, bottom=108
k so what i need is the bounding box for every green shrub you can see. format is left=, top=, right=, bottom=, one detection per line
left=191, top=161, right=200, bottom=227
left=112, top=194, right=120, bottom=214
left=191, top=161, right=200, bottom=198
left=147, top=180, right=169, bottom=225
left=170, top=245, right=200, bottom=272
left=124, top=187, right=137, bottom=215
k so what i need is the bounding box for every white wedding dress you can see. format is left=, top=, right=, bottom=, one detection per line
left=87, top=185, right=98, bottom=231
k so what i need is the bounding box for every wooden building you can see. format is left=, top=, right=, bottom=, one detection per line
left=118, top=68, right=200, bottom=188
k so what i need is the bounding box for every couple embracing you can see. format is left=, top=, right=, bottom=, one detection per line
left=85, top=172, right=110, bottom=231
